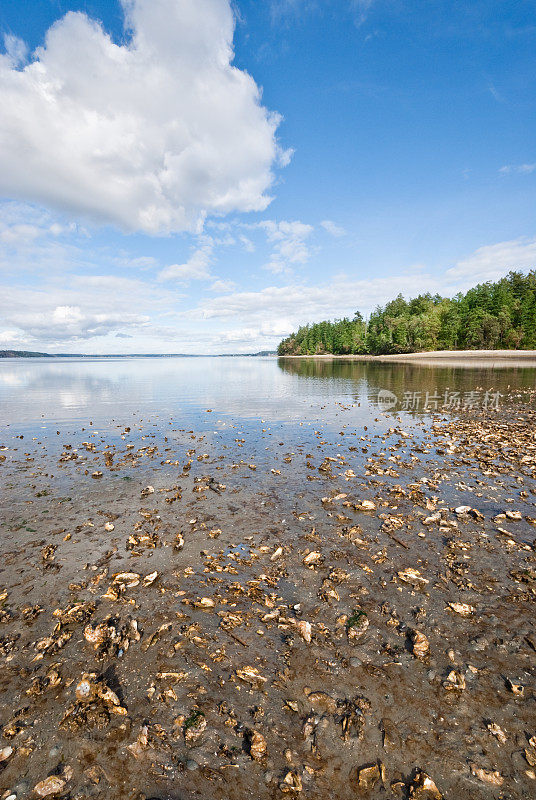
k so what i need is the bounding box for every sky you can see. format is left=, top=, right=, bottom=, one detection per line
left=0, top=0, right=535, bottom=354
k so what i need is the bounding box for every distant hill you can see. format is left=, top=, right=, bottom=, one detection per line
left=0, top=350, right=53, bottom=358
left=0, top=350, right=276, bottom=359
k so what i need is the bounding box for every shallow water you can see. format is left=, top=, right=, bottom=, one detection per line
left=1, top=356, right=535, bottom=435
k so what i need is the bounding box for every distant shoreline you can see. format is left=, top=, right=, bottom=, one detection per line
left=279, top=349, right=536, bottom=363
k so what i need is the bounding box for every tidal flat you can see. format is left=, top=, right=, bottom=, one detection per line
left=0, top=357, right=535, bottom=800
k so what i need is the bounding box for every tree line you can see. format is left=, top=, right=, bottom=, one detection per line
left=277, top=270, right=536, bottom=355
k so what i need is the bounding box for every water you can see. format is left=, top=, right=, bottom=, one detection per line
left=0, top=356, right=534, bottom=436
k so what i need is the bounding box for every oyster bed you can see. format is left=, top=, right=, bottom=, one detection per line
left=0, top=394, right=535, bottom=800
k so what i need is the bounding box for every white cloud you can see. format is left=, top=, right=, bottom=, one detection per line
left=5, top=304, right=148, bottom=343
left=209, top=279, right=237, bottom=293
left=445, top=237, right=536, bottom=284
left=0, top=0, right=289, bottom=234
left=256, top=219, right=314, bottom=273
left=499, top=163, right=536, bottom=175
left=2, top=34, right=28, bottom=67
left=158, top=239, right=214, bottom=283
left=321, top=219, right=346, bottom=237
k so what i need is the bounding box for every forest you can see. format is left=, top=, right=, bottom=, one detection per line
left=277, top=270, right=536, bottom=356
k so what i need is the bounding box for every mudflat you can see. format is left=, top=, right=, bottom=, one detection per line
left=0, top=383, right=535, bottom=800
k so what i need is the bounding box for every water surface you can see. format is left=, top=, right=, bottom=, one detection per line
left=1, top=355, right=535, bottom=437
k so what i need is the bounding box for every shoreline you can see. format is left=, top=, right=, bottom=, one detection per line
left=279, top=348, right=536, bottom=364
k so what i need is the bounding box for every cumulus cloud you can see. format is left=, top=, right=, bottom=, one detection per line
left=0, top=0, right=289, bottom=234
left=158, top=239, right=214, bottom=283
left=256, top=220, right=314, bottom=274
left=6, top=304, right=148, bottom=342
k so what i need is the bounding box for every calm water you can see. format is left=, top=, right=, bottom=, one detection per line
left=0, top=356, right=535, bottom=438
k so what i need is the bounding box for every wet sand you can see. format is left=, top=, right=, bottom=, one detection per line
left=0, top=393, right=535, bottom=800
left=280, top=350, right=536, bottom=366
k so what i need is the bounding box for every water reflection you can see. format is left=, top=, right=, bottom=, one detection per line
left=0, top=356, right=534, bottom=435
left=278, top=357, right=536, bottom=409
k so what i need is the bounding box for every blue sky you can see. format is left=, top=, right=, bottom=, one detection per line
left=0, top=0, right=535, bottom=353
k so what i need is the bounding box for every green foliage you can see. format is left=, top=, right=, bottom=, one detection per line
left=277, top=270, right=536, bottom=355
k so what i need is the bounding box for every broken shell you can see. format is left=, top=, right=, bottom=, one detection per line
left=113, top=572, right=141, bottom=588
left=295, top=620, right=312, bottom=643
left=356, top=762, right=382, bottom=791
left=409, top=770, right=443, bottom=799
left=506, top=678, right=524, bottom=695
left=398, top=568, right=429, bottom=586
left=303, top=551, right=322, bottom=567
left=280, top=771, right=303, bottom=793
left=104, top=522, right=114, bottom=532
left=141, top=485, right=155, bottom=497
left=247, top=730, right=267, bottom=760
left=304, top=689, right=338, bottom=714
left=487, top=722, right=507, bottom=744
left=33, top=776, right=67, bottom=797
left=470, top=765, right=504, bottom=785
left=97, top=685, right=121, bottom=706
left=84, top=623, right=109, bottom=648
left=411, top=630, right=430, bottom=660
left=447, top=602, right=475, bottom=616
left=271, top=546, right=284, bottom=561
left=128, top=725, right=148, bottom=759
left=443, top=670, right=466, bottom=690
left=197, top=597, right=215, bottom=608
left=0, top=745, right=13, bottom=762
left=75, top=678, right=95, bottom=701
left=236, top=666, right=268, bottom=689
left=142, top=571, right=158, bottom=587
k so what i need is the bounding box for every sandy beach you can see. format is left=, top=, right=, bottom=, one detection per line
left=279, top=350, right=536, bottom=365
